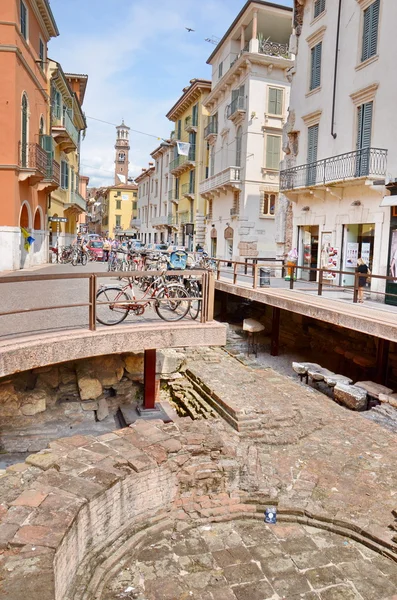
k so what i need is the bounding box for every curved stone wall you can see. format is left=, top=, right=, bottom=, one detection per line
left=0, top=418, right=396, bottom=600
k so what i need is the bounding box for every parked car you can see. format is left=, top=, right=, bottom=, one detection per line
left=87, top=240, right=104, bottom=261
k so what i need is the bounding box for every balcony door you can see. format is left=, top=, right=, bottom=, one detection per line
left=356, top=102, right=373, bottom=177
left=306, top=124, right=318, bottom=186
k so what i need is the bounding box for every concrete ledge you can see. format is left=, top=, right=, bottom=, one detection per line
left=0, top=321, right=227, bottom=378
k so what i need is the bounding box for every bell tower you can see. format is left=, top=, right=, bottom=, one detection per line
left=114, top=120, right=130, bottom=184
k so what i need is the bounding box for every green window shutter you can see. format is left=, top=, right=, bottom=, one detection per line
left=357, top=102, right=373, bottom=148
left=362, top=0, right=380, bottom=62
left=269, top=88, right=283, bottom=115
left=314, top=0, right=325, bottom=19
left=307, top=124, right=319, bottom=164
left=266, top=135, right=281, bottom=170
left=310, top=42, right=322, bottom=90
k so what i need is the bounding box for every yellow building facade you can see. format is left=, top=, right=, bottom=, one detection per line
left=101, top=183, right=138, bottom=238
left=166, top=79, right=211, bottom=250
left=47, top=61, right=87, bottom=246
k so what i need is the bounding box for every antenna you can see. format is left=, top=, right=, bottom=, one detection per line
left=205, top=35, right=220, bottom=45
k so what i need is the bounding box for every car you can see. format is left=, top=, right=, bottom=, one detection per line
left=87, top=240, right=104, bottom=261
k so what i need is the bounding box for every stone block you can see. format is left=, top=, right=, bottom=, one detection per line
left=0, top=382, right=19, bottom=417
left=87, top=355, right=125, bottom=386
left=355, top=381, right=393, bottom=399
left=96, top=397, right=109, bottom=421
left=10, top=489, right=48, bottom=508
left=81, top=401, right=98, bottom=411
left=156, top=350, right=184, bottom=376
left=334, top=383, right=368, bottom=411
left=124, top=353, right=144, bottom=377
left=324, top=374, right=353, bottom=387
left=36, top=367, right=59, bottom=390
left=76, top=369, right=102, bottom=401
left=26, top=451, right=61, bottom=471
left=20, top=390, right=47, bottom=416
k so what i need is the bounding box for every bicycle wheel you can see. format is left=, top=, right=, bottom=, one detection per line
left=188, top=280, right=201, bottom=320
left=155, top=285, right=190, bottom=321
left=96, top=287, right=131, bottom=326
left=71, top=252, right=78, bottom=267
left=81, top=253, right=88, bottom=266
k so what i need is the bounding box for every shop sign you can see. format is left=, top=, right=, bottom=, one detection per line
left=361, top=242, right=371, bottom=265
left=48, top=216, right=67, bottom=223
left=224, top=226, right=234, bottom=240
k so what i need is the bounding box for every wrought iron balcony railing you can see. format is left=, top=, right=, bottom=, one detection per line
left=168, top=189, right=179, bottom=201
left=185, top=115, right=198, bottom=131
left=19, top=142, right=47, bottom=174
left=280, top=148, right=388, bottom=191
left=52, top=111, right=79, bottom=147
left=182, top=182, right=195, bottom=196
left=199, top=166, right=241, bottom=195
left=169, top=145, right=196, bottom=171
left=227, top=96, right=246, bottom=119
left=168, top=215, right=179, bottom=226
left=259, top=40, right=290, bottom=59
left=68, top=191, right=87, bottom=211
left=204, top=120, right=218, bottom=138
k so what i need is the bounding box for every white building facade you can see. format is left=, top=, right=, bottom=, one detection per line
left=200, top=0, right=293, bottom=261
left=281, top=0, right=397, bottom=303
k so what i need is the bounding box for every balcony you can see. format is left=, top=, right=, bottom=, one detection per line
left=280, top=148, right=388, bottom=192
left=169, top=145, right=196, bottom=175
left=227, top=96, right=246, bottom=123
left=18, top=142, right=47, bottom=184
left=259, top=39, right=290, bottom=59
left=199, top=166, right=242, bottom=197
left=64, top=191, right=86, bottom=212
left=38, top=158, right=60, bottom=192
left=179, top=211, right=193, bottom=225
left=130, top=218, right=141, bottom=228
left=151, top=215, right=169, bottom=228
left=168, top=189, right=179, bottom=203
left=52, top=111, right=79, bottom=154
left=182, top=182, right=195, bottom=198
left=204, top=120, right=218, bottom=142
left=168, top=214, right=179, bottom=229
left=184, top=115, right=198, bottom=133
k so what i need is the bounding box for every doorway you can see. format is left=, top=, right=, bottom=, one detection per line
left=299, top=225, right=319, bottom=281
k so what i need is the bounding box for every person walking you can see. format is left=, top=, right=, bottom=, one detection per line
left=356, top=257, right=369, bottom=303
left=103, top=238, right=111, bottom=262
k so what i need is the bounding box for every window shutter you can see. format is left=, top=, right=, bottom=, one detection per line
left=307, top=124, right=319, bottom=165
left=369, top=0, right=380, bottom=58
left=231, top=89, right=239, bottom=103
left=268, top=88, right=277, bottom=114
left=266, top=135, right=281, bottom=170
left=314, top=0, right=325, bottom=19
left=310, top=42, right=322, bottom=90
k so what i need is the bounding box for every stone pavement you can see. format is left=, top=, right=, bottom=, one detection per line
left=102, top=520, right=397, bottom=600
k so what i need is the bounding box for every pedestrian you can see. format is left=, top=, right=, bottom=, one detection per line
left=103, top=238, right=111, bottom=262
left=356, top=257, right=369, bottom=303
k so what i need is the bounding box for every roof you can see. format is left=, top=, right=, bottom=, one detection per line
left=37, top=0, right=59, bottom=39
left=65, top=73, right=89, bottom=105
left=206, top=0, right=292, bottom=64
left=166, top=78, right=211, bottom=121
left=135, top=167, right=155, bottom=184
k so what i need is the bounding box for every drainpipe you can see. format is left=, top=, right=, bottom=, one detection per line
left=331, top=0, right=342, bottom=139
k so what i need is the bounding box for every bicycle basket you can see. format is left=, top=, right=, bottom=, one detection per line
left=168, top=251, right=188, bottom=270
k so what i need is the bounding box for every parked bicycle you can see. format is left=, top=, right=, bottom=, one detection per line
left=96, top=273, right=191, bottom=326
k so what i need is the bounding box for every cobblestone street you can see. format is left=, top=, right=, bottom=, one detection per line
left=103, top=520, right=397, bottom=600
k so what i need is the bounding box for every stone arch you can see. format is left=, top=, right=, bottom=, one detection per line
left=34, top=206, right=43, bottom=230
left=19, top=200, right=31, bottom=229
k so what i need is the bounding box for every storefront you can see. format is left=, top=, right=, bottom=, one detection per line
left=386, top=204, right=397, bottom=306
left=298, top=225, right=319, bottom=281
left=224, top=226, right=234, bottom=261
left=341, top=223, right=375, bottom=287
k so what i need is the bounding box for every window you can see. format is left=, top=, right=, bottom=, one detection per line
left=306, top=124, right=319, bottom=185
left=236, top=127, right=242, bottom=167
left=265, top=135, right=281, bottom=170
left=210, top=147, right=215, bottom=175
left=175, top=177, right=179, bottom=199
left=356, top=101, right=373, bottom=176
left=20, top=0, right=28, bottom=40
left=116, top=191, right=121, bottom=197
left=51, top=88, right=61, bottom=119
left=133, top=192, right=137, bottom=198
left=61, top=161, right=69, bottom=189
left=261, top=193, right=277, bottom=216
left=310, top=42, right=322, bottom=90
left=21, top=94, right=28, bottom=168
left=268, top=88, right=283, bottom=116
left=115, top=215, right=121, bottom=227
left=118, top=152, right=125, bottom=163
left=177, top=119, right=182, bottom=139
left=361, top=0, right=380, bottom=62
left=70, top=169, right=75, bottom=195
left=39, top=38, right=45, bottom=70
left=314, top=0, right=325, bottom=19
left=218, top=61, right=223, bottom=79
left=133, top=202, right=137, bottom=210
left=155, top=181, right=158, bottom=197
left=116, top=200, right=121, bottom=210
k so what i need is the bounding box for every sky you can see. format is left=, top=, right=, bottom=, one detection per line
left=49, top=0, right=292, bottom=188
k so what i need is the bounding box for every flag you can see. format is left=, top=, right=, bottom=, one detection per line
left=117, top=174, right=126, bottom=184
left=176, top=142, right=190, bottom=156
left=21, top=227, right=35, bottom=251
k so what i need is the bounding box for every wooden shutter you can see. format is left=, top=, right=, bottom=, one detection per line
left=307, top=124, right=319, bottom=164
left=310, top=42, right=322, bottom=90
left=192, top=103, right=198, bottom=126
left=362, top=0, right=380, bottom=62
left=357, top=102, right=373, bottom=148
left=269, top=88, right=283, bottom=115
left=266, top=135, right=281, bottom=170
left=41, top=135, right=53, bottom=176
left=314, top=0, right=325, bottom=19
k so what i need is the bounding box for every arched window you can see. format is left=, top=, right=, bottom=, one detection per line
left=21, top=94, right=28, bottom=167
left=235, top=126, right=242, bottom=167
left=39, top=116, right=45, bottom=135
left=261, top=192, right=277, bottom=216
left=118, top=152, right=125, bottom=163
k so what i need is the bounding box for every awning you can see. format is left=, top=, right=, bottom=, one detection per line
left=380, top=196, right=397, bottom=207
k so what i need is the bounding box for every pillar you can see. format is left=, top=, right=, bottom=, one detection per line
left=375, top=338, right=390, bottom=385
left=270, top=307, right=281, bottom=357
left=240, top=25, right=246, bottom=51
left=143, top=348, right=156, bottom=410
left=249, top=10, right=259, bottom=53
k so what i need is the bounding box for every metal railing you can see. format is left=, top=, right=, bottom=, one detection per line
left=69, top=191, right=87, bottom=211
left=280, top=148, right=388, bottom=191
left=151, top=216, right=168, bottom=226
left=169, top=145, right=196, bottom=171
left=0, top=270, right=215, bottom=337
left=179, top=211, right=192, bottom=224
left=168, top=189, right=179, bottom=202
left=227, top=96, right=246, bottom=119
left=19, top=142, right=48, bottom=174
left=199, top=166, right=241, bottom=195
left=259, top=40, right=290, bottom=58
left=130, top=218, right=141, bottom=227
left=185, top=115, right=198, bottom=130
left=204, top=120, right=218, bottom=138
left=182, top=182, right=195, bottom=196
left=44, top=159, right=60, bottom=184
left=168, top=215, right=179, bottom=226
left=52, top=112, right=79, bottom=147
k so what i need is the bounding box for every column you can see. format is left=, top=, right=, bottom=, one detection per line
left=240, top=25, right=246, bottom=51
left=143, top=348, right=157, bottom=410
left=249, top=10, right=259, bottom=53
left=270, top=307, right=281, bottom=357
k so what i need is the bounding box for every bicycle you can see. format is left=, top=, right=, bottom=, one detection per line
left=71, top=246, right=87, bottom=266
left=96, top=273, right=191, bottom=326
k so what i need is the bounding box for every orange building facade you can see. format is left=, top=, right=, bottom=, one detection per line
left=0, top=0, right=59, bottom=270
